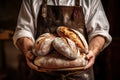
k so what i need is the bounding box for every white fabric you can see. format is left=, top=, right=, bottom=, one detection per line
left=13, top=0, right=112, bottom=50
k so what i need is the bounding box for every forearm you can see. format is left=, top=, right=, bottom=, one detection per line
left=88, top=35, right=105, bottom=56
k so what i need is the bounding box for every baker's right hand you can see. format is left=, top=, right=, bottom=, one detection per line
left=16, top=37, right=39, bottom=71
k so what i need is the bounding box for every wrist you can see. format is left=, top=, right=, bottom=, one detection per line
left=16, top=37, right=34, bottom=54
left=88, top=49, right=100, bottom=57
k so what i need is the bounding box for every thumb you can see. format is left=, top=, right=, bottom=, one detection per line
left=26, top=51, right=34, bottom=60
left=84, top=50, right=95, bottom=69
left=86, top=50, right=94, bottom=60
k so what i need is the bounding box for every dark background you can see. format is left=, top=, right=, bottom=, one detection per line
left=0, top=0, right=120, bottom=80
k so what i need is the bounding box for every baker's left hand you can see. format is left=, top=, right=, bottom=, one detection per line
left=84, top=50, right=96, bottom=69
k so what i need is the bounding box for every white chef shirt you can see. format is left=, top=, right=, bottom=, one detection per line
left=13, top=0, right=112, bottom=50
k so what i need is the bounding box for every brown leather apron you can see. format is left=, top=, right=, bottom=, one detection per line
left=35, top=0, right=88, bottom=71
left=36, top=0, right=86, bottom=38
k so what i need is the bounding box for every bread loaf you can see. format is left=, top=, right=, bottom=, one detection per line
left=32, top=33, right=55, bottom=56
left=52, top=37, right=79, bottom=59
left=34, top=51, right=88, bottom=69
left=57, top=26, right=88, bottom=53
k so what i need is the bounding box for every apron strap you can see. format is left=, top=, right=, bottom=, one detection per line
left=41, top=0, right=47, bottom=18
left=43, top=0, right=47, bottom=4
left=75, top=0, right=80, bottom=6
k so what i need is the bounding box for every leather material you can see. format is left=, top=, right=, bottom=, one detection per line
left=36, top=4, right=85, bottom=38
left=34, top=0, right=88, bottom=70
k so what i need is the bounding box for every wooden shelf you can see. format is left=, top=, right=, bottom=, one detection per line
left=0, top=30, right=13, bottom=40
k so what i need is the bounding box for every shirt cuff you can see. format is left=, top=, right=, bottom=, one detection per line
left=13, top=30, right=35, bottom=49
left=88, top=30, right=112, bottom=51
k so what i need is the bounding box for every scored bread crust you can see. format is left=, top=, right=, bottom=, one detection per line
left=52, top=37, right=80, bottom=59
left=57, top=26, right=88, bottom=53
left=32, top=33, right=55, bottom=56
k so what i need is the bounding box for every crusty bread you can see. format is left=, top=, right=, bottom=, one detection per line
left=34, top=51, right=88, bottom=69
left=32, top=33, right=55, bottom=56
left=52, top=37, right=79, bottom=59
left=57, top=26, right=85, bottom=50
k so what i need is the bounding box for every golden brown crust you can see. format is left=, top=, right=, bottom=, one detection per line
left=57, top=26, right=85, bottom=50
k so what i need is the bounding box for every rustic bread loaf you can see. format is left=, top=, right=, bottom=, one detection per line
left=34, top=51, right=88, bottom=69
left=32, top=33, right=55, bottom=56
left=52, top=37, right=79, bottom=59
left=57, top=26, right=88, bottom=53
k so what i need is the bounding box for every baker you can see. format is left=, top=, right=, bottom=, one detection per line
left=13, top=0, right=112, bottom=80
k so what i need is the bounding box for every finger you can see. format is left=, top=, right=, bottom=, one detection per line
left=26, top=57, right=38, bottom=71
left=84, top=50, right=95, bottom=69
left=26, top=51, right=34, bottom=60
left=84, top=56, right=95, bottom=69
left=86, top=50, right=94, bottom=59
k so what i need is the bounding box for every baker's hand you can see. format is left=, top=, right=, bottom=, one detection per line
left=25, top=50, right=39, bottom=71
left=16, top=37, right=39, bottom=71
left=84, top=50, right=96, bottom=69
left=84, top=36, right=105, bottom=69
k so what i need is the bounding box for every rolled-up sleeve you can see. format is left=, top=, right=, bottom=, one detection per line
left=85, top=0, right=112, bottom=50
left=13, top=0, right=36, bottom=48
